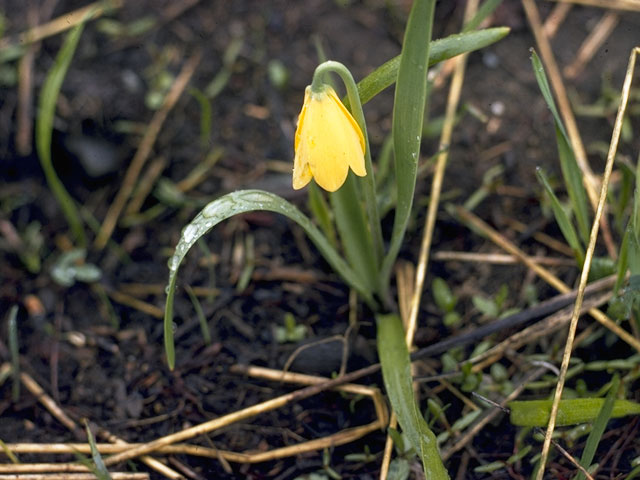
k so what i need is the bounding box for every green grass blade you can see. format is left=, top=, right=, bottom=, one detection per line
left=185, top=285, right=211, bottom=345
left=556, top=126, right=591, bottom=243
left=7, top=305, right=19, bottom=402
left=35, top=14, right=88, bottom=247
left=308, top=182, right=336, bottom=248
left=380, top=0, right=435, bottom=293
left=462, top=0, right=503, bottom=32
left=377, top=313, right=449, bottom=480
left=575, top=375, right=620, bottom=480
left=537, top=167, right=585, bottom=263
left=531, top=50, right=590, bottom=244
left=164, top=190, right=374, bottom=369
left=633, top=151, right=640, bottom=242
left=356, top=27, right=510, bottom=107
left=331, top=174, right=379, bottom=294
left=509, top=397, right=640, bottom=426
left=84, top=422, right=112, bottom=480
left=615, top=229, right=630, bottom=292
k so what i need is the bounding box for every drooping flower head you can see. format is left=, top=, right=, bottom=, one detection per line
left=293, top=85, right=366, bottom=192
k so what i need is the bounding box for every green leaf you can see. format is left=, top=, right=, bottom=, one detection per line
left=164, top=190, right=373, bottom=369
left=531, top=50, right=590, bottom=245
left=537, top=168, right=585, bottom=264
left=331, top=174, right=379, bottom=294
left=432, top=277, right=457, bottom=313
left=380, top=0, right=435, bottom=292
left=615, top=228, right=630, bottom=293
left=576, top=375, right=620, bottom=480
left=556, top=126, right=591, bottom=244
left=377, top=313, right=449, bottom=480
left=462, top=0, right=503, bottom=33
left=472, top=295, right=498, bottom=317
left=508, top=397, right=640, bottom=427
left=8, top=305, right=19, bottom=402
left=308, top=182, right=336, bottom=248
left=35, top=12, right=88, bottom=247
left=85, top=423, right=112, bottom=480
left=356, top=27, right=510, bottom=107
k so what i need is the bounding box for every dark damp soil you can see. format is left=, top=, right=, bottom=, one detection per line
left=1, top=1, right=640, bottom=478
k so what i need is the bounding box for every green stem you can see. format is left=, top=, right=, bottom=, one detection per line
left=312, top=61, right=385, bottom=268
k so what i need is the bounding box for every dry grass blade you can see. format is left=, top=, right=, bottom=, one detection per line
left=0, top=0, right=124, bottom=50
left=536, top=45, right=640, bottom=480
left=19, top=370, right=79, bottom=435
left=455, top=206, right=640, bottom=353
left=564, top=12, right=619, bottom=79
left=432, top=250, right=575, bottom=266
left=94, top=51, right=202, bottom=250
left=441, top=367, right=547, bottom=461
left=5, top=365, right=386, bottom=472
left=99, top=365, right=386, bottom=467
left=470, top=289, right=613, bottom=366
left=543, top=2, right=572, bottom=38
left=522, top=0, right=618, bottom=259
left=9, top=366, right=182, bottom=479
left=522, top=0, right=597, bottom=200
left=547, top=0, right=640, bottom=11
left=0, top=473, right=148, bottom=480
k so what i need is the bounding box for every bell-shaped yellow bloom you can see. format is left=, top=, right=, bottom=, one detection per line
left=293, top=85, right=366, bottom=192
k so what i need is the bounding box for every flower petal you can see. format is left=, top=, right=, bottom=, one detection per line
left=293, top=85, right=367, bottom=192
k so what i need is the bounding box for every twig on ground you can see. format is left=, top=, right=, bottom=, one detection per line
left=8, top=366, right=183, bottom=478
left=19, top=370, right=80, bottom=436
left=543, top=2, right=572, bottom=38
left=564, top=11, right=619, bottom=79
left=441, top=367, right=547, bottom=461
left=470, top=289, right=613, bottom=366
left=106, top=288, right=164, bottom=318
left=455, top=206, right=640, bottom=353
left=432, top=250, right=575, bottom=266
left=0, top=472, right=148, bottom=480
left=0, top=0, right=123, bottom=50
left=95, top=51, right=202, bottom=249
left=547, top=0, right=640, bottom=12
left=97, top=365, right=386, bottom=466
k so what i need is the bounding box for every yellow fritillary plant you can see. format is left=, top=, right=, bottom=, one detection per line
left=164, top=1, right=510, bottom=475
left=293, top=84, right=366, bottom=192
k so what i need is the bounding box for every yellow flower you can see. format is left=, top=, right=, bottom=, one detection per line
left=293, top=85, right=366, bottom=192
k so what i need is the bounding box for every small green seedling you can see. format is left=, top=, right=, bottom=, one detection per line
left=274, top=313, right=306, bottom=343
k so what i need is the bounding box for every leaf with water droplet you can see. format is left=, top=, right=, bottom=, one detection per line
left=163, top=189, right=373, bottom=370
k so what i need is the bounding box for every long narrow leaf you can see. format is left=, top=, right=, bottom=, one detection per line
left=36, top=14, right=88, bottom=246
left=377, top=314, right=449, bottom=479
left=576, top=375, right=620, bottom=480
left=355, top=27, right=509, bottom=107
left=85, top=423, right=112, bottom=480
left=380, top=0, right=436, bottom=292
left=556, top=125, right=591, bottom=243
left=462, top=0, right=503, bottom=32
left=509, top=397, right=640, bottom=426
left=537, top=168, right=585, bottom=264
left=531, top=50, right=590, bottom=245
left=331, top=174, right=379, bottom=294
left=164, top=190, right=372, bottom=369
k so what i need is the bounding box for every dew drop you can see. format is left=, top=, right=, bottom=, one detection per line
left=182, top=224, right=198, bottom=243
left=203, top=202, right=222, bottom=218
left=167, top=254, right=180, bottom=271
